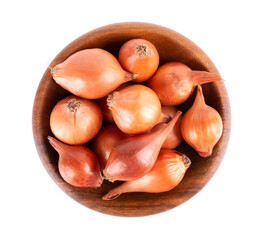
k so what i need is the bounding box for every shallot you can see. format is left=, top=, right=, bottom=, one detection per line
left=181, top=85, right=223, bottom=157
left=147, top=62, right=221, bottom=106
left=48, top=136, right=103, bottom=187
left=51, top=48, right=136, bottom=99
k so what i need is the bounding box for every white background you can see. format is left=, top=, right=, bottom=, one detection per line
left=1, top=0, right=263, bottom=239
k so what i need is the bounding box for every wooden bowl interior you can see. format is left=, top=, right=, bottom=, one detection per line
left=32, top=22, right=231, bottom=217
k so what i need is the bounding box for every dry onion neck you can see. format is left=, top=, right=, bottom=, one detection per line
left=136, top=44, right=148, bottom=56
left=67, top=99, right=81, bottom=112
left=106, top=92, right=119, bottom=110
left=182, top=154, right=191, bottom=168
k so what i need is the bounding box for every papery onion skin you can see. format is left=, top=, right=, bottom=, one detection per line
left=103, top=111, right=182, bottom=182
left=146, top=62, right=222, bottom=106
left=102, top=149, right=191, bottom=200
left=48, top=136, right=103, bottom=188
left=181, top=85, right=223, bottom=157
left=51, top=48, right=136, bottom=99
left=107, top=84, right=162, bottom=134
left=96, top=82, right=132, bottom=123
left=118, top=39, right=159, bottom=82
left=161, top=106, right=183, bottom=149
left=50, top=95, right=102, bottom=145
left=93, top=125, right=128, bottom=169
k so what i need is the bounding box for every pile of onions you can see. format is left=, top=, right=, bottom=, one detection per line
left=47, top=38, right=224, bottom=200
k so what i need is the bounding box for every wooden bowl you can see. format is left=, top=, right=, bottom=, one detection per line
left=32, top=22, right=231, bottom=217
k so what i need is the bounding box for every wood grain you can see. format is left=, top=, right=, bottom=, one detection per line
left=32, top=22, right=231, bottom=217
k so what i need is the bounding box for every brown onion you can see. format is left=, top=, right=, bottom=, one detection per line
left=51, top=48, right=136, bottom=99
left=102, top=149, right=191, bottom=200
left=103, top=111, right=182, bottom=182
left=48, top=136, right=103, bottom=187
left=107, top=84, right=163, bottom=134
left=118, top=39, right=159, bottom=82
left=50, top=95, right=102, bottom=145
left=181, top=85, right=223, bottom=157
left=93, top=125, right=128, bottom=169
left=161, top=106, right=183, bottom=149
left=146, top=62, right=222, bottom=106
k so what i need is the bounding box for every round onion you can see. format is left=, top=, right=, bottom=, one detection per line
left=107, top=84, right=162, bottom=134
left=50, top=95, right=103, bottom=145
left=118, top=39, right=159, bottom=82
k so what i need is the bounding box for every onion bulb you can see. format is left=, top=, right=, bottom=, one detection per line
left=48, top=136, right=103, bottom=187
left=103, top=111, right=182, bottom=182
left=102, top=149, right=191, bottom=200
left=107, top=84, right=163, bottom=134
left=51, top=48, right=136, bottom=99
left=181, top=85, right=223, bottom=157
left=118, top=39, right=159, bottom=82
left=147, top=62, right=222, bottom=106
left=161, top=106, right=183, bottom=149
left=50, top=95, right=102, bottom=145
left=93, top=125, right=128, bottom=169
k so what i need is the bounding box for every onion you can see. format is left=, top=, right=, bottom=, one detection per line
left=50, top=95, right=102, bottom=145
left=102, top=149, right=191, bottom=200
left=107, top=84, right=163, bottom=134
left=118, top=39, right=159, bottom=82
left=96, top=82, right=132, bottom=123
left=146, top=62, right=222, bottom=106
left=181, top=85, right=223, bottom=157
left=48, top=136, right=103, bottom=188
left=93, top=125, right=128, bottom=169
left=103, top=111, right=182, bottom=182
left=51, top=48, right=136, bottom=99
left=161, top=106, right=183, bottom=149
